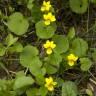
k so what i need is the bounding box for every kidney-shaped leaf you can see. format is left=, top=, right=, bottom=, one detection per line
left=31, top=4, right=42, bottom=23
left=72, top=38, right=88, bottom=57
left=29, top=57, right=43, bottom=76
left=7, top=12, right=29, bottom=35
left=62, top=81, right=78, bottom=96
left=26, top=88, right=39, bottom=96
left=47, top=53, right=62, bottom=66
left=36, top=21, right=57, bottom=39
left=13, top=76, right=34, bottom=90
left=69, top=0, right=88, bottom=14
left=20, top=45, right=39, bottom=67
left=53, top=35, right=69, bottom=54
left=80, top=58, right=92, bottom=71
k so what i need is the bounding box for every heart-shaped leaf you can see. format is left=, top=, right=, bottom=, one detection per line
left=7, top=12, right=29, bottom=35
left=53, top=35, right=69, bottom=54
left=62, top=81, right=78, bottom=96
left=36, top=21, right=57, bottom=39
left=69, top=0, right=88, bottom=14
left=13, top=76, right=34, bottom=90
left=80, top=58, right=92, bottom=71
left=71, top=38, right=88, bottom=57
left=20, top=45, right=39, bottom=67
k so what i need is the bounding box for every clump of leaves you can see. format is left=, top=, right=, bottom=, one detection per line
left=0, top=0, right=95, bottom=96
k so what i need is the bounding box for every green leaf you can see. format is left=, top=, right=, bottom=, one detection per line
left=0, top=43, right=6, bottom=56
left=20, top=45, right=39, bottom=67
left=0, top=79, right=14, bottom=96
left=35, top=75, right=45, bottom=85
left=8, top=42, right=23, bottom=53
left=69, top=0, right=88, bottom=14
left=29, top=57, right=43, bottom=76
left=62, top=81, right=78, bottom=96
left=36, top=21, right=57, bottom=39
left=7, top=12, right=29, bottom=35
left=13, top=76, right=34, bottom=90
left=67, top=27, right=75, bottom=40
left=53, top=35, right=69, bottom=54
left=48, top=53, right=62, bottom=66
left=39, top=86, right=48, bottom=96
left=26, top=88, right=39, bottom=96
left=44, top=53, right=62, bottom=74
left=5, top=34, right=18, bottom=47
left=80, top=58, right=92, bottom=71
left=44, top=63, right=58, bottom=74
left=56, top=78, right=64, bottom=87
left=20, top=45, right=44, bottom=81
left=27, top=0, right=34, bottom=10
left=41, top=67, right=46, bottom=76
left=16, top=71, right=25, bottom=77
left=71, top=38, right=88, bottom=57
left=86, top=89, right=93, bottom=96
left=31, top=4, right=42, bottom=23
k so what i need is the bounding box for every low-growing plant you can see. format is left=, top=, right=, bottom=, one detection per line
left=0, top=0, right=96, bottom=96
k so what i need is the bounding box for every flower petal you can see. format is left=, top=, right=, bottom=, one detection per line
left=53, top=82, right=57, bottom=86
left=68, top=61, right=74, bottom=66
left=41, top=6, right=45, bottom=12
left=48, top=85, right=54, bottom=91
left=46, top=48, right=52, bottom=54
left=51, top=16, right=56, bottom=22
left=44, top=20, right=50, bottom=25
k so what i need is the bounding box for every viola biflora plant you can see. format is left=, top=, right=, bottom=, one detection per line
left=0, top=0, right=96, bottom=96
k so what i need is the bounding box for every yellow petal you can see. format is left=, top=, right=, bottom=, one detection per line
left=45, top=83, right=48, bottom=88
left=68, top=54, right=75, bottom=60
left=46, top=40, right=50, bottom=44
left=68, top=54, right=78, bottom=62
left=43, top=44, right=48, bottom=48
left=51, top=44, right=56, bottom=49
left=45, top=77, right=53, bottom=85
left=47, top=1, right=50, bottom=5
left=51, top=16, right=56, bottom=22
left=46, top=48, right=52, bottom=54
left=68, top=61, right=74, bottom=66
left=43, top=14, right=48, bottom=20
left=74, top=56, right=78, bottom=61
left=43, top=1, right=47, bottom=6
left=50, top=41, right=56, bottom=49
left=45, top=6, right=50, bottom=11
left=43, top=40, right=50, bottom=48
left=44, top=20, right=50, bottom=25
left=49, top=77, right=53, bottom=82
left=45, top=77, right=52, bottom=83
left=41, top=6, right=45, bottom=12
left=48, top=12, right=52, bottom=17
left=48, top=85, right=54, bottom=91
left=50, top=41, right=54, bottom=44
left=53, top=82, right=57, bottom=86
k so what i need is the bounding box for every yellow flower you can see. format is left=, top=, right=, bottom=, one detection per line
left=43, top=40, right=56, bottom=55
left=45, top=77, right=57, bottom=91
left=67, top=54, right=78, bottom=66
left=43, top=12, right=56, bottom=25
left=41, top=1, right=51, bottom=12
